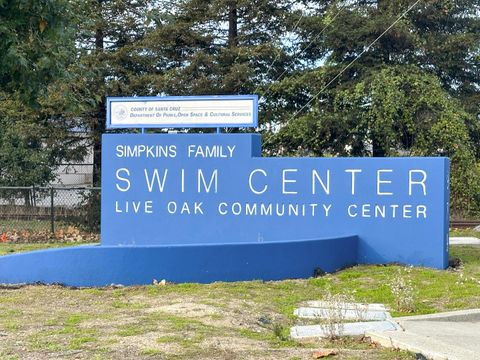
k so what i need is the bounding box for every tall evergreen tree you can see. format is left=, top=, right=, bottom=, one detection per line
left=137, top=0, right=297, bottom=96
left=71, top=0, right=299, bottom=183
left=0, top=0, right=73, bottom=102
left=262, top=0, right=480, bottom=215
left=265, top=0, right=479, bottom=154
left=0, top=0, right=88, bottom=188
left=69, top=0, right=153, bottom=184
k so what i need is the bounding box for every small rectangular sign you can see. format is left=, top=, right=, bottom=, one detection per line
left=106, top=95, right=258, bottom=129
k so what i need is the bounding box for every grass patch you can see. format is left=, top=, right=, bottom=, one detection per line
left=1, top=244, right=479, bottom=359
left=1, top=319, right=20, bottom=332
left=157, top=335, right=180, bottom=343
left=0, top=243, right=76, bottom=256
left=115, top=323, right=156, bottom=337
left=27, top=313, right=98, bottom=352
left=141, top=348, right=164, bottom=356
left=450, top=228, right=480, bottom=238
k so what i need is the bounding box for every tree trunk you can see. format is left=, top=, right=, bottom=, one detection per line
left=92, top=102, right=105, bottom=187
left=92, top=0, right=105, bottom=187
left=23, top=189, right=31, bottom=207
left=371, top=137, right=386, bottom=157
left=228, top=0, right=238, bottom=48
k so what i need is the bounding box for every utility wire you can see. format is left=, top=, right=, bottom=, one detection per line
left=259, top=0, right=350, bottom=100
left=287, top=0, right=422, bottom=123
left=253, top=10, right=306, bottom=95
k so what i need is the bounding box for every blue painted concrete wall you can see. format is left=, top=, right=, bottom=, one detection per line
left=0, top=237, right=357, bottom=286
left=102, top=134, right=449, bottom=269
left=0, top=133, right=449, bottom=286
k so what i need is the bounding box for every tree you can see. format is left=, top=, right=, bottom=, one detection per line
left=68, top=0, right=158, bottom=184
left=0, top=0, right=73, bottom=102
left=128, top=0, right=298, bottom=96
left=0, top=0, right=89, bottom=190
left=69, top=0, right=299, bottom=184
left=262, top=0, right=480, bottom=215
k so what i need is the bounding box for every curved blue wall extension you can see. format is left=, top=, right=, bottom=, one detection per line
left=0, top=236, right=357, bottom=287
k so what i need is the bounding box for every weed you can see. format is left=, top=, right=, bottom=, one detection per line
left=389, top=267, right=416, bottom=313
left=316, top=291, right=355, bottom=339
left=115, top=324, right=153, bottom=337
left=272, top=323, right=289, bottom=341
left=141, top=348, right=164, bottom=356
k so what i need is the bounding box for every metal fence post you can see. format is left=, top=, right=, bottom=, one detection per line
left=50, top=187, right=55, bottom=234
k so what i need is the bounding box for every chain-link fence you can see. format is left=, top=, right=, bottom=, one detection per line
left=0, top=186, right=100, bottom=243
left=1, top=185, right=479, bottom=243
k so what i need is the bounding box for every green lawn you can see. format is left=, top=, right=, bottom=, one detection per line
left=0, top=243, right=479, bottom=359
left=450, top=228, right=480, bottom=238
left=0, top=219, right=53, bottom=232
left=0, top=243, right=83, bottom=256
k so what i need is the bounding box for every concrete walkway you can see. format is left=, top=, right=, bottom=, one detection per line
left=367, top=309, right=480, bottom=360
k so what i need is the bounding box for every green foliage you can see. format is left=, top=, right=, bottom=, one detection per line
left=73, top=0, right=297, bottom=97
left=263, top=0, right=480, bottom=215
left=62, top=190, right=101, bottom=232
left=0, top=1, right=88, bottom=186
left=1, top=0, right=479, bottom=214
left=0, top=0, right=75, bottom=103
left=0, top=92, right=88, bottom=186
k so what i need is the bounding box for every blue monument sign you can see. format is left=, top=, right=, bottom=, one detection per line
left=0, top=95, right=449, bottom=286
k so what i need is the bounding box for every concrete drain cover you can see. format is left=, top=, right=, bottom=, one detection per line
left=291, top=320, right=399, bottom=339
left=291, top=302, right=397, bottom=339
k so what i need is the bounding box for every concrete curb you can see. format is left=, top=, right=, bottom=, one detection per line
left=449, top=237, right=480, bottom=245
left=394, top=308, right=480, bottom=322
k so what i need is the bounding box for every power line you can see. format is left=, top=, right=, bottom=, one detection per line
left=253, top=10, right=306, bottom=95
left=259, top=0, right=350, bottom=100
left=287, top=0, right=422, bottom=123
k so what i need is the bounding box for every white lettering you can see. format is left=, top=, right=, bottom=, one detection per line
left=145, top=201, right=153, bottom=214
left=144, top=169, right=168, bottom=192
left=198, top=169, right=218, bottom=193
left=282, top=169, right=298, bottom=194
left=227, top=145, right=236, bottom=157
left=323, top=204, right=332, bottom=216
left=194, top=202, right=204, bottom=214
left=377, top=169, right=393, bottom=195
left=181, top=202, right=190, bottom=214
left=312, top=170, right=330, bottom=195
left=348, top=204, right=357, bottom=217
left=249, top=169, right=268, bottom=194
left=417, top=205, right=427, bottom=218
left=232, top=202, right=242, bottom=215
left=409, top=170, right=427, bottom=196
left=218, top=202, right=227, bottom=215
left=403, top=204, right=412, bottom=218
left=115, top=168, right=130, bottom=192
left=167, top=201, right=177, bottom=214
left=345, top=169, right=362, bottom=195
left=188, top=145, right=196, bottom=157
left=362, top=204, right=371, bottom=217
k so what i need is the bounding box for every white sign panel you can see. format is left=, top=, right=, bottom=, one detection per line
left=107, top=95, right=258, bottom=129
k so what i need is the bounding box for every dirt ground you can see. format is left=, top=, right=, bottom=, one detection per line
left=0, top=282, right=414, bottom=360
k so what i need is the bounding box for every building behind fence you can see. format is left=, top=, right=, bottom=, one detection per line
left=0, top=186, right=100, bottom=241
